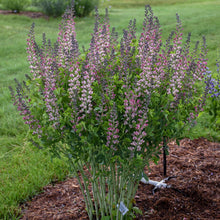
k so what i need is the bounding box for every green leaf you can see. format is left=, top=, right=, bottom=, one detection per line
left=142, top=172, right=148, bottom=181
left=152, top=155, right=160, bottom=164
left=101, top=216, right=111, bottom=220
left=164, top=146, right=169, bottom=155
left=123, top=138, right=131, bottom=145
left=216, top=118, right=220, bottom=125
left=94, top=107, right=102, bottom=111
left=76, top=121, right=86, bottom=131
left=176, top=139, right=180, bottom=146
left=132, top=206, right=143, bottom=215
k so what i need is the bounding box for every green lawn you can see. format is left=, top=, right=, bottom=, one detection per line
left=0, top=0, right=220, bottom=218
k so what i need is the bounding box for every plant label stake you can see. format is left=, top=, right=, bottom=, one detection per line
left=163, top=145, right=167, bottom=176
left=117, top=201, right=129, bottom=216
left=163, top=137, right=168, bottom=177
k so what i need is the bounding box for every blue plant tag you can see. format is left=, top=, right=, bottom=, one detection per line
left=117, top=201, right=129, bottom=216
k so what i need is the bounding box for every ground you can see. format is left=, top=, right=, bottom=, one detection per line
left=20, top=138, right=220, bottom=220
left=0, top=10, right=49, bottom=19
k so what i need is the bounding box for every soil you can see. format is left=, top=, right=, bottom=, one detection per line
left=20, top=138, right=220, bottom=220
left=0, top=10, right=49, bottom=19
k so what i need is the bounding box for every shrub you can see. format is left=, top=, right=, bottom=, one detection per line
left=32, top=0, right=69, bottom=17
left=2, top=0, right=30, bottom=13
left=33, top=0, right=99, bottom=17
left=10, top=5, right=208, bottom=219
left=74, top=0, right=99, bottom=17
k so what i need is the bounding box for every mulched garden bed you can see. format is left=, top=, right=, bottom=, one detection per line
left=20, top=138, right=220, bottom=219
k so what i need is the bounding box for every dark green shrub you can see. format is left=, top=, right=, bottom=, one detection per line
left=2, top=0, right=30, bottom=13
left=32, top=0, right=98, bottom=17
left=32, top=0, right=68, bottom=17
left=74, top=0, right=99, bottom=17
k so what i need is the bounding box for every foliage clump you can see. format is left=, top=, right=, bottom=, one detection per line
left=204, top=62, right=220, bottom=129
left=32, top=0, right=68, bottom=17
left=10, top=5, right=208, bottom=219
left=2, top=0, right=30, bottom=13
left=32, top=0, right=99, bottom=17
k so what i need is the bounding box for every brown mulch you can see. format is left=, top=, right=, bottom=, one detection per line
left=0, top=10, right=49, bottom=19
left=20, top=138, right=220, bottom=219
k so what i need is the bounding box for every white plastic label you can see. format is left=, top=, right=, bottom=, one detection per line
left=117, top=201, right=129, bottom=216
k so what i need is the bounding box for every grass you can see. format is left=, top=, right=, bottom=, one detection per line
left=0, top=144, right=69, bottom=219
left=101, top=0, right=218, bottom=8
left=0, top=0, right=220, bottom=218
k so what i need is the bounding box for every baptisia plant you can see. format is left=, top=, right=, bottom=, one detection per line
left=10, top=5, right=208, bottom=219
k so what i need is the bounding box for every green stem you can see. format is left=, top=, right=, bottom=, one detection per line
left=91, top=162, right=99, bottom=219
left=95, top=165, right=105, bottom=218
left=69, top=159, right=93, bottom=219
left=100, top=165, right=109, bottom=215
left=77, top=160, right=94, bottom=219
left=126, top=174, right=139, bottom=209
left=110, top=163, right=116, bottom=219
left=116, top=165, right=126, bottom=220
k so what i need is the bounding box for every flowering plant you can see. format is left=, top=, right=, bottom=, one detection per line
left=10, top=5, right=208, bottom=219
left=204, top=63, right=220, bottom=129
